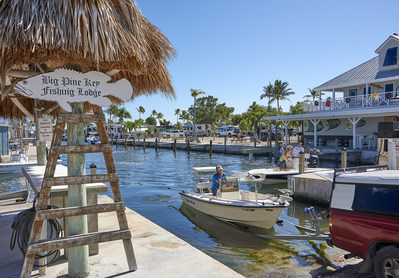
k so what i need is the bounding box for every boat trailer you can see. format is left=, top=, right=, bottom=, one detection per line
left=257, top=206, right=331, bottom=242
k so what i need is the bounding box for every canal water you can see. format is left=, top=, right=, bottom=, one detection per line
left=1, top=146, right=345, bottom=277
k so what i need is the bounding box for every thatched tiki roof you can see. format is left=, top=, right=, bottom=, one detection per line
left=0, top=0, right=175, bottom=119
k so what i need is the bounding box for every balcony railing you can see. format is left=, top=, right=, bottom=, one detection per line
left=303, top=91, right=399, bottom=112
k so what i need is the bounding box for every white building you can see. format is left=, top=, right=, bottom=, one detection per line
left=264, top=34, right=399, bottom=150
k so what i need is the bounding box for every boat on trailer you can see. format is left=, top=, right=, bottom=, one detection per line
left=179, top=166, right=292, bottom=229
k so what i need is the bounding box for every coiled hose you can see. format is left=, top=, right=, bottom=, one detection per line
left=10, top=199, right=63, bottom=266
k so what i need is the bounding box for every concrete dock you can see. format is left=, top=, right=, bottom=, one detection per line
left=289, top=170, right=334, bottom=205
left=0, top=195, right=243, bottom=278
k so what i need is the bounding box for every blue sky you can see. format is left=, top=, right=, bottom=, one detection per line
left=124, top=0, right=398, bottom=123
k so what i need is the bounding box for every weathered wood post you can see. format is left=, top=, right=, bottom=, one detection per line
left=133, top=138, right=136, bottom=150
left=187, top=138, right=190, bottom=154
left=155, top=138, right=158, bottom=151
left=299, top=152, right=305, bottom=174
left=224, top=136, right=227, bottom=154
left=341, top=148, right=348, bottom=168
left=34, top=100, right=47, bottom=166
left=143, top=137, right=146, bottom=150
left=115, top=137, right=118, bottom=149
left=124, top=138, right=127, bottom=148
left=67, top=102, right=89, bottom=277
left=209, top=140, right=213, bottom=156
left=173, top=139, right=177, bottom=153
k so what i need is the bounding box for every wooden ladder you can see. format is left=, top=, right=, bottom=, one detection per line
left=21, top=108, right=137, bottom=277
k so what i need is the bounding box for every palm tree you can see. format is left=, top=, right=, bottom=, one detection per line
left=268, top=80, right=295, bottom=115
left=117, top=107, right=132, bottom=132
left=190, top=89, right=205, bottom=142
left=260, top=83, right=274, bottom=108
left=132, top=119, right=144, bottom=132
left=156, top=112, right=164, bottom=127
left=104, top=104, right=119, bottom=136
left=151, top=109, right=158, bottom=118
left=180, top=110, right=190, bottom=125
left=125, top=121, right=134, bottom=133
left=304, top=88, right=323, bottom=102
left=136, top=106, right=145, bottom=119
left=174, top=108, right=181, bottom=125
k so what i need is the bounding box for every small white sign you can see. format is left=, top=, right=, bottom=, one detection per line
left=14, top=69, right=133, bottom=112
left=38, top=118, right=53, bottom=142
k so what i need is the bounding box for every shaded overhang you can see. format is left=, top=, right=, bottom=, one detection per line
left=262, top=106, right=399, bottom=122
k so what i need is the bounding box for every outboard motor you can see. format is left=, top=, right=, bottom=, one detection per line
left=308, top=148, right=320, bottom=168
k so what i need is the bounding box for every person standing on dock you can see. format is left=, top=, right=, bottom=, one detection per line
left=279, top=146, right=293, bottom=171
left=291, top=142, right=304, bottom=170
left=276, top=142, right=284, bottom=166
left=211, top=165, right=226, bottom=196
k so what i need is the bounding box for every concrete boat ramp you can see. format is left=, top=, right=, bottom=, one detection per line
left=0, top=195, right=243, bottom=278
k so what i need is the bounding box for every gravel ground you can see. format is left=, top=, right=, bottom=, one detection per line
left=315, top=257, right=376, bottom=278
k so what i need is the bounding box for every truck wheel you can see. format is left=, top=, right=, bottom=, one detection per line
left=373, top=246, right=399, bottom=278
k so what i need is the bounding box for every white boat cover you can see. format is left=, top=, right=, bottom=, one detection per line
left=335, top=170, right=399, bottom=185
left=193, top=166, right=218, bottom=173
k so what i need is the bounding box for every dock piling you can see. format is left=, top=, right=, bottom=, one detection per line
left=299, top=152, right=305, bottom=174
left=209, top=140, right=212, bottom=156
left=341, top=148, right=347, bottom=168
left=224, top=137, right=227, bottom=154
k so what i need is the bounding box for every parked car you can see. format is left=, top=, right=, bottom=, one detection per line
left=162, top=130, right=184, bottom=139
left=329, top=165, right=399, bottom=278
left=217, top=126, right=239, bottom=137
left=288, top=128, right=298, bottom=136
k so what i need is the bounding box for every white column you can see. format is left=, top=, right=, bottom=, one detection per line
left=366, top=83, right=369, bottom=95
left=332, top=89, right=335, bottom=110
left=319, top=93, right=322, bottom=111
left=348, top=117, right=361, bottom=149
left=282, top=120, right=290, bottom=144
left=310, top=119, right=320, bottom=148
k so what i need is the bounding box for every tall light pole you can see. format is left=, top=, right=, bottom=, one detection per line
left=190, top=89, right=205, bottom=143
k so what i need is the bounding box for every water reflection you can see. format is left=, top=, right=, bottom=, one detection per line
left=179, top=202, right=272, bottom=249
left=0, top=148, right=345, bottom=277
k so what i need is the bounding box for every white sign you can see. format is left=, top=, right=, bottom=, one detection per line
left=38, top=118, right=53, bottom=142
left=14, top=69, right=133, bottom=112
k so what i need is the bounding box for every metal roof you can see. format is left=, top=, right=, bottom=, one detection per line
left=315, top=57, right=380, bottom=91
left=262, top=105, right=399, bottom=121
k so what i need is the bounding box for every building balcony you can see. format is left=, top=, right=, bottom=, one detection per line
left=303, top=91, right=399, bottom=112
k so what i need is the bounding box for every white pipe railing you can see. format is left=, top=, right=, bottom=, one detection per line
left=303, top=91, right=398, bottom=112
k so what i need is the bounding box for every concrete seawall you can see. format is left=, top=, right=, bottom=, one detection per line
left=0, top=195, right=243, bottom=277
left=289, top=171, right=334, bottom=205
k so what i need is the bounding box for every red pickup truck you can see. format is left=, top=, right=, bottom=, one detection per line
left=329, top=166, right=399, bottom=278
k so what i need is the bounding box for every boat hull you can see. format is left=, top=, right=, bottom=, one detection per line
left=179, top=192, right=286, bottom=229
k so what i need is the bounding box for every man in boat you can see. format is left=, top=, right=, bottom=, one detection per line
left=211, top=165, right=226, bottom=196
left=291, top=142, right=304, bottom=170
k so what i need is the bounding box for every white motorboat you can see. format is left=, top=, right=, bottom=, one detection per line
left=179, top=166, right=292, bottom=229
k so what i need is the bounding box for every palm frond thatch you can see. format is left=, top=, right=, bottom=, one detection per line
left=0, top=0, right=176, bottom=119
